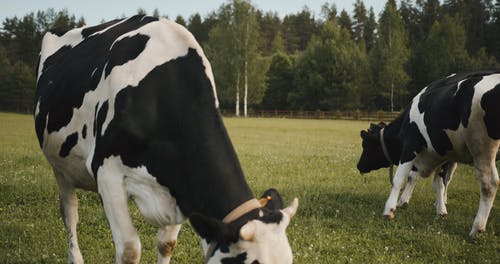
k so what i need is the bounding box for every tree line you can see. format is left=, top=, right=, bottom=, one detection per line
left=0, top=0, right=499, bottom=115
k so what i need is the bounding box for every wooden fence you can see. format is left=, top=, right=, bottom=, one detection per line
left=222, top=110, right=401, bottom=122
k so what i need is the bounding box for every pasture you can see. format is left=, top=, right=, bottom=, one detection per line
left=0, top=112, right=498, bottom=263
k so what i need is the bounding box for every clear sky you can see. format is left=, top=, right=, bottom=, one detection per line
left=0, top=1, right=385, bottom=26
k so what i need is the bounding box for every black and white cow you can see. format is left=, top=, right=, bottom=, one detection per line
left=360, top=122, right=457, bottom=217
left=357, top=71, right=500, bottom=236
left=35, top=15, right=298, bottom=264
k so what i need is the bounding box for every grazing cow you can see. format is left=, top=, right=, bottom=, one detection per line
left=35, top=15, right=298, bottom=264
left=360, top=122, right=457, bottom=216
left=357, top=71, right=500, bottom=236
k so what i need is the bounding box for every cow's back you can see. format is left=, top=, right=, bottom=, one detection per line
left=34, top=15, right=216, bottom=189
left=408, top=70, right=500, bottom=162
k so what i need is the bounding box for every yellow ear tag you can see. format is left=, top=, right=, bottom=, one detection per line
left=258, top=196, right=272, bottom=207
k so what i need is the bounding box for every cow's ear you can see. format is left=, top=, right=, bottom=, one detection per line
left=190, top=213, right=236, bottom=243
left=260, top=188, right=284, bottom=209
left=361, top=130, right=368, bottom=138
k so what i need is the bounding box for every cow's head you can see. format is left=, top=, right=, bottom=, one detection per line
left=357, top=122, right=391, bottom=173
left=190, top=189, right=298, bottom=264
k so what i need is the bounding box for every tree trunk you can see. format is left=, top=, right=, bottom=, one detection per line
left=388, top=21, right=394, bottom=112
left=390, top=80, right=394, bottom=113
left=235, top=71, right=240, bottom=117
left=243, top=23, right=249, bottom=118
left=244, top=60, right=248, bottom=117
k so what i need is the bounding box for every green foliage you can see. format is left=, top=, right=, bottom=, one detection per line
left=152, top=8, right=160, bottom=18
left=320, top=2, right=338, bottom=22
left=175, top=15, right=187, bottom=26
left=205, top=18, right=237, bottom=107
left=136, top=8, right=147, bottom=16
left=0, top=44, right=35, bottom=113
left=470, top=47, right=499, bottom=69
left=353, top=0, right=377, bottom=50
left=400, top=0, right=424, bottom=47
left=205, top=0, right=267, bottom=111
left=0, top=1, right=499, bottom=114
left=421, top=0, right=442, bottom=36
left=0, top=45, right=14, bottom=111
left=338, top=10, right=353, bottom=36
left=257, top=11, right=282, bottom=56
left=370, top=0, right=410, bottom=111
left=442, top=0, right=492, bottom=54
left=364, top=8, right=377, bottom=51
left=485, top=0, right=500, bottom=61
left=0, top=9, right=85, bottom=113
left=261, top=53, right=295, bottom=109
left=9, top=62, right=36, bottom=113
left=290, top=21, right=369, bottom=110
left=246, top=54, right=270, bottom=106
left=1, top=113, right=499, bottom=263
left=420, top=15, right=471, bottom=83
left=50, top=9, right=85, bottom=30
left=187, top=13, right=211, bottom=45
left=282, top=7, right=318, bottom=54
left=0, top=13, right=43, bottom=68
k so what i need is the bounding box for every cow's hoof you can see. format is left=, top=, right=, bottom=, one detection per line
left=397, top=202, right=409, bottom=209
left=384, top=214, right=394, bottom=220
left=384, top=209, right=395, bottom=220
left=469, top=228, right=485, bottom=237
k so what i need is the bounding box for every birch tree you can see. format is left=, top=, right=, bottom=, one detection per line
left=206, top=0, right=265, bottom=116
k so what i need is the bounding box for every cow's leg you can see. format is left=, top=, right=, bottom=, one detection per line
left=398, top=170, right=419, bottom=207
left=433, top=162, right=457, bottom=218
left=54, top=171, right=84, bottom=264
left=442, top=162, right=457, bottom=205
left=384, top=162, right=413, bottom=219
left=433, top=172, right=449, bottom=218
left=470, top=157, right=499, bottom=236
left=157, top=224, right=182, bottom=264
left=98, top=174, right=141, bottom=264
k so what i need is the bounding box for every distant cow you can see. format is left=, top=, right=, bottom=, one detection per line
left=357, top=71, right=500, bottom=236
left=35, top=15, right=298, bottom=264
left=360, top=121, right=457, bottom=216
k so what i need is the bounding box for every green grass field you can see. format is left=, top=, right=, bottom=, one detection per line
left=0, top=112, right=498, bottom=263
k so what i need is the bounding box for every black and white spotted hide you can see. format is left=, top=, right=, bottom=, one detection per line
left=191, top=189, right=298, bottom=264
left=357, top=71, right=500, bottom=236
left=34, top=15, right=299, bottom=264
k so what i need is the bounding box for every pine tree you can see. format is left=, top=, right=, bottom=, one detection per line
left=364, top=7, right=377, bottom=51
left=261, top=53, right=294, bottom=109
left=420, top=15, right=471, bottom=83
left=421, top=0, right=441, bottom=36
left=485, top=0, right=500, bottom=61
left=400, top=0, right=424, bottom=46
left=442, top=0, right=491, bottom=54
left=321, top=2, right=337, bottom=22
left=152, top=8, right=160, bottom=18
left=175, top=15, right=186, bottom=26
left=257, top=11, right=282, bottom=56
left=0, top=13, right=42, bottom=69
left=290, top=20, right=369, bottom=110
left=338, top=10, right=354, bottom=37
left=282, top=7, right=317, bottom=53
left=0, top=44, right=14, bottom=111
left=353, top=0, right=368, bottom=43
